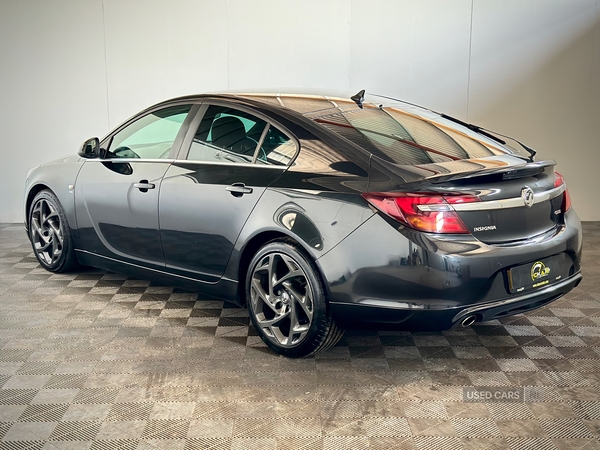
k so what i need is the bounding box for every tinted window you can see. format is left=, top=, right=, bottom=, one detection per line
left=188, top=106, right=266, bottom=164
left=261, top=96, right=511, bottom=166
left=256, top=126, right=295, bottom=166
left=108, top=105, right=191, bottom=159
left=187, top=105, right=295, bottom=166
left=311, top=106, right=508, bottom=166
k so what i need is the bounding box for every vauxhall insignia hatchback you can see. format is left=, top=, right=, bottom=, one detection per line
left=24, top=90, right=582, bottom=357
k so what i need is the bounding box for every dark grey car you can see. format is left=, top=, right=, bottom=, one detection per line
left=24, top=90, right=582, bottom=357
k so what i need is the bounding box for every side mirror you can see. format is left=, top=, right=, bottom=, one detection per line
left=78, top=137, right=100, bottom=158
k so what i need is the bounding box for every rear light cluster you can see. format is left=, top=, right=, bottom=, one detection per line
left=553, top=172, right=572, bottom=212
left=361, top=193, right=480, bottom=234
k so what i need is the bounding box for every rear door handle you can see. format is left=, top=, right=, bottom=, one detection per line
left=134, top=180, right=155, bottom=192
left=226, top=183, right=253, bottom=197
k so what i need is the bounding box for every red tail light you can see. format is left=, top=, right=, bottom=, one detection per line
left=563, top=189, right=572, bottom=212
left=361, top=192, right=480, bottom=234
left=554, top=172, right=572, bottom=212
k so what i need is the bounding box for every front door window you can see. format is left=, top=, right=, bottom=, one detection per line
left=107, top=105, right=192, bottom=159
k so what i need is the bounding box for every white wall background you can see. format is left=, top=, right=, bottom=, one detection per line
left=1, top=0, right=599, bottom=222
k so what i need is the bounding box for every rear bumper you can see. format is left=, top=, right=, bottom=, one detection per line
left=318, top=208, right=583, bottom=330
left=329, top=271, right=582, bottom=330
left=451, top=271, right=581, bottom=323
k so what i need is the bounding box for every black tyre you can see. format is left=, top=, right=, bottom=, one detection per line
left=246, top=239, right=344, bottom=357
left=28, top=190, right=79, bottom=273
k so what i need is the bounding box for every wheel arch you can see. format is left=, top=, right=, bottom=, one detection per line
left=25, top=184, right=52, bottom=229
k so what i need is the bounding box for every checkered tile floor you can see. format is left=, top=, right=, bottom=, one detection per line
left=0, top=222, right=599, bottom=449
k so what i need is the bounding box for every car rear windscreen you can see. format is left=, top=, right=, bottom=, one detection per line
left=309, top=103, right=514, bottom=166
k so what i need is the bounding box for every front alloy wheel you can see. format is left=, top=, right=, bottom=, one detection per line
left=246, top=240, right=343, bottom=357
left=30, top=198, right=64, bottom=266
left=28, top=190, right=79, bottom=273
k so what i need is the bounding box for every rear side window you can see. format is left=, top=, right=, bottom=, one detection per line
left=187, top=105, right=295, bottom=166
left=188, top=106, right=265, bottom=164
left=257, top=126, right=295, bottom=166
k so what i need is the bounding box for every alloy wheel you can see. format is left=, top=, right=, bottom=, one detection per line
left=30, top=198, right=64, bottom=266
left=250, top=252, right=314, bottom=347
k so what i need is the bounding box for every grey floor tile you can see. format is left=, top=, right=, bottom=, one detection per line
left=3, top=421, right=57, bottom=441
left=0, top=222, right=599, bottom=447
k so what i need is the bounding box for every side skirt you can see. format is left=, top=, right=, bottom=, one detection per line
left=75, top=250, right=241, bottom=304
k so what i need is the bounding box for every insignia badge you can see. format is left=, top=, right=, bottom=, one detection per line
left=521, top=186, right=534, bottom=208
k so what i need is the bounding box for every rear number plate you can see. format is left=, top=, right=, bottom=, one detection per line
left=508, top=254, right=569, bottom=294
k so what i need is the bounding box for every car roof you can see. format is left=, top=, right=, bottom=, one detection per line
left=214, top=90, right=433, bottom=116
left=152, top=90, right=520, bottom=168
left=157, top=89, right=421, bottom=116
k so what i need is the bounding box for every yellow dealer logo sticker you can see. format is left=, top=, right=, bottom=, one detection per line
left=531, top=261, right=550, bottom=282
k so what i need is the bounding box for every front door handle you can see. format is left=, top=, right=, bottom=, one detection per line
left=226, top=183, right=253, bottom=197
left=134, top=180, right=155, bottom=192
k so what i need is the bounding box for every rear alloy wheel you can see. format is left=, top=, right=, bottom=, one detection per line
left=29, top=190, right=79, bottom=273
left=246, top=240, right=343, bottom=357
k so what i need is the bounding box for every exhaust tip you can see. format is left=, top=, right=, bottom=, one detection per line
left=461, top=315, right=477, bottom=327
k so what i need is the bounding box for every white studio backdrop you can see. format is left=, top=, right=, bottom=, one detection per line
left=0, top=0, right=599, bottom=222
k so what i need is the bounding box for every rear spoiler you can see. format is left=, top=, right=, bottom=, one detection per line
left=425, top=159, right=555, bottom=184
left=367, top=154, right=555, bottom=192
